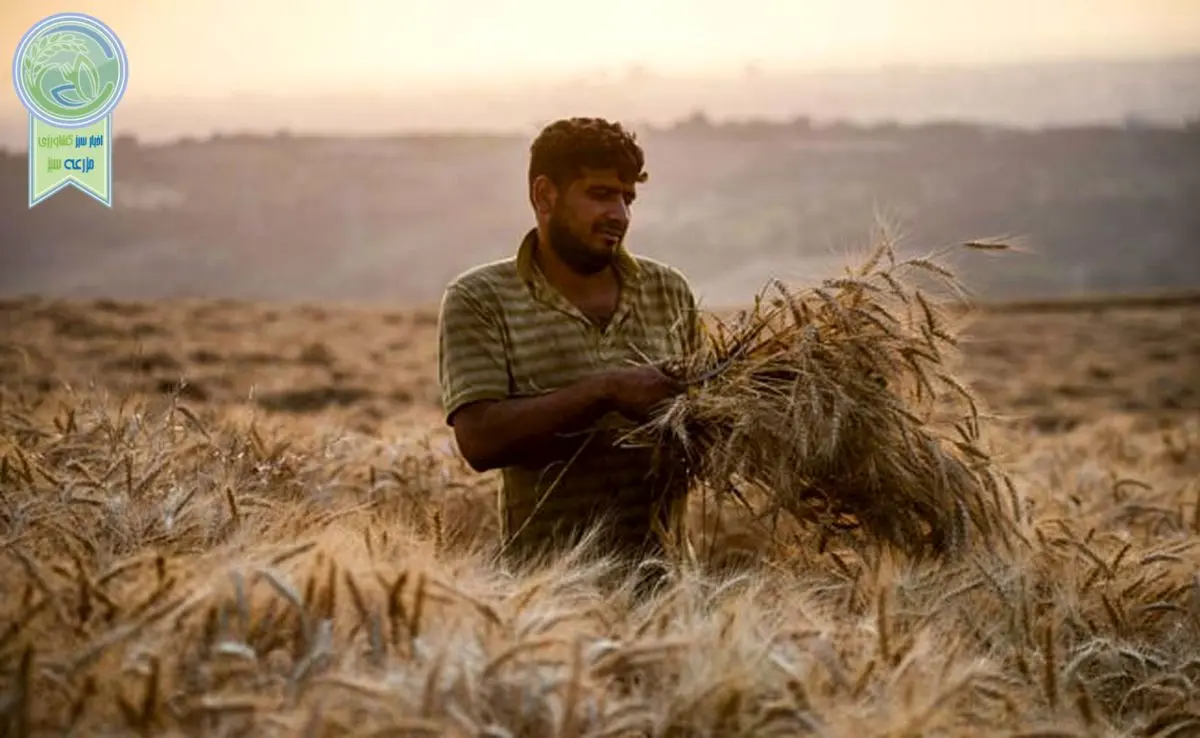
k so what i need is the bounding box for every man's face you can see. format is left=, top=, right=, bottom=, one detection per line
left=544, top=168, right=637, bottom=276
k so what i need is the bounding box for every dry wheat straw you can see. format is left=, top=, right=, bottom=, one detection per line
left=3, top=292, right=1199, bottom=737
left=625, top=240, right=1017, bottom=560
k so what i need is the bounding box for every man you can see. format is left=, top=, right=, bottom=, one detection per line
left=436, top=117, right=701, bottom=575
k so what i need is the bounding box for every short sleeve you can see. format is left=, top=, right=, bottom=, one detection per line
left=437, top=282, right=511, bottom=424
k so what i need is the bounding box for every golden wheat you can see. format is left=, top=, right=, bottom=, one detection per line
left=1, top=289, right=1198, bottom=736
left=627, top=241, right=1018, bottom=562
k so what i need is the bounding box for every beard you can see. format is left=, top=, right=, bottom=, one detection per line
left=547, top=211, right=617, bottom=276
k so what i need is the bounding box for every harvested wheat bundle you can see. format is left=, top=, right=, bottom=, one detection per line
left=627, top=239, right=1018, bottom=561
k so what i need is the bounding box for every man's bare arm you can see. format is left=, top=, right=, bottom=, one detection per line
left=450, top=375, right=614, bottom=472
left=450, top=367, right=681, bottom=473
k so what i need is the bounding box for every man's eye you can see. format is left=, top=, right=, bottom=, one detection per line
left=588, top=188, right=634, bottom=205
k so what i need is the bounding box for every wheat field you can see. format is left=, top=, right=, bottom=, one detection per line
left=1, top=289, right=1199, bottom=737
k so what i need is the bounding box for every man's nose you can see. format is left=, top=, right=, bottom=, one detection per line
left=606, top=198, right=630, bottom=225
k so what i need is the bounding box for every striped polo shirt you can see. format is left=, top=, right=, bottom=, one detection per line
left=437, top=227, right=700, bottom=563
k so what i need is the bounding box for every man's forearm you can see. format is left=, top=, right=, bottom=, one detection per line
left=455, top=375, right=614, bottom=471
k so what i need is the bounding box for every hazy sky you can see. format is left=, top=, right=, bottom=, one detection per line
left=5, top=0, right=1200, bottom=100
left=3, top=0, right=1199, bottom=143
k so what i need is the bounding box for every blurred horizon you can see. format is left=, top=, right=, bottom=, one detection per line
left=3, top=53, right=1200, bottom=148
left=4, top=1, right=1199, bottom=306
left=5, top=0, right=1200, bottom=146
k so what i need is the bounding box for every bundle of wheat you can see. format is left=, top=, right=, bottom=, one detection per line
left=626, top=239, right=1019, bottom=561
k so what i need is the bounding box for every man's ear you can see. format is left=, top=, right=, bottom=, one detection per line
left=531, top=175, right=557, bottom=216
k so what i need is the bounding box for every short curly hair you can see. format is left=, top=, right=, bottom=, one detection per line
left=528, top=117, right=648, bottom=194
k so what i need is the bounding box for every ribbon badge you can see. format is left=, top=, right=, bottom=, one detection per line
left=12, top=13, right=129, bottom=207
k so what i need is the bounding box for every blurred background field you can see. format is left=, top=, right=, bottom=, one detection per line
left=3, top=118, right=1200, bottom=305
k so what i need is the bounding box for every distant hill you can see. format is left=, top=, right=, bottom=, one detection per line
left=2, top=121, right=1199, bottom=307
left=3, top=54, right=1200, bottom=147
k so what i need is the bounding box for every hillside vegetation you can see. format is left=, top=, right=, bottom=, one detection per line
left=3, top=122, right=1199, bottom=305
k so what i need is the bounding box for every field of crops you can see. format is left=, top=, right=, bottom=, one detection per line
left=1, top=292, right=1198, bottom=736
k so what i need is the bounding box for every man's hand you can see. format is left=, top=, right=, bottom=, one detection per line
left=449, top=365, right=684, bottom=473
left=603, top=365, right=684, bottom=422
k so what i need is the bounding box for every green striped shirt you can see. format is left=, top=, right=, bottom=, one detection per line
left=437, top=228, right=700, bottom=563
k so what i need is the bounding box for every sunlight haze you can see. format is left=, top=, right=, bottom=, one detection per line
left=5, top=5, right=1200, bottom=736
left=3, top=0, right=1200, bottom=143
left=5, top=0, right=1199, bottom=95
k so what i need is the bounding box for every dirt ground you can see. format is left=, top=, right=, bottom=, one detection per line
left=3, top=293, right=1197, bottom=437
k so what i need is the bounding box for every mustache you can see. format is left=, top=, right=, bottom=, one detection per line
left=594, top=222, right=627, bottom=238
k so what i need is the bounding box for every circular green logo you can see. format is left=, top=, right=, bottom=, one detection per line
left=12, top=13, right=128, bottom=128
